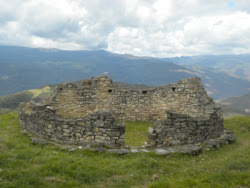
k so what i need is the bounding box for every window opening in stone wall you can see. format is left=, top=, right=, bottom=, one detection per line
left=172, top=87, right=176, bottom=92
left=59, top=88, right=63, bottom=91
left=108, top=89, right=113, bottom=93
left=142, top=90, right=147, bottom=94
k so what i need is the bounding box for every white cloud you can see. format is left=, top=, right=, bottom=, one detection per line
left=1, top=0, right=250, bottom=57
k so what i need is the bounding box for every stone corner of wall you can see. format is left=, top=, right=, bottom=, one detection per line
left=147, top=108, right=224, bottom=147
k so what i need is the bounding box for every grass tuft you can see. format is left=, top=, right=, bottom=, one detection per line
left=125, top=121, right=152, bottom=146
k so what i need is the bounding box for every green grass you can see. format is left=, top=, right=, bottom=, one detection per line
left=125, top=121, right=152, bottom=146
left=0, top=112, right=249, bottom=187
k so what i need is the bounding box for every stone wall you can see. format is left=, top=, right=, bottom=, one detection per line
left=19, top=75, right=225, bottom=148
left=48, top=75, right=215, bottom=121
left=19, top=102, right=125, bottom=147
left=147, top=109, right=224, bottom=147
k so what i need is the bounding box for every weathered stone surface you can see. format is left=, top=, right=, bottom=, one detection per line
left=30, top=138, right=50, bottom=145
left=107, top=149, right=130, bottom=154
left=130, top=149, right=139, bottom=153
left=19, top=109, right=125, bottom=148
left=147, top=109, right=224, bottom=147
left=25, top=75, right=218, bottom=121
left=68, top=147, right=78, bottom=152
left=155, top=148, right=172, bottom=155
left=176, top=145, right=203, bottom=155
left=167, top=147, right=182, bottom=153
left=90, top=148, right=106, bottom=153
left=203, top=129, right=236, bottom=150
left=203, top=140, right=218, bottom=148
left=59, top=145, right=74, bottom=150
left=141, top=149, right=150, bottom=153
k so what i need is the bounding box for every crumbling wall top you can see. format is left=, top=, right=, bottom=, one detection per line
left=41, top=75, right=219, bottom=120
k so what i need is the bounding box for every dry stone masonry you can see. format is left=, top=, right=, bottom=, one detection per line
left=19, top=104, right=125, bottom=148
left=147, top=110, right=223, bottom=147
left=19, top=75, right=235, bottom=151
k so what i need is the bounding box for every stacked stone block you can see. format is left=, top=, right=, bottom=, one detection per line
left=147, top=109, right=224, bottom=147
left=48, top=75, right=216, bottom=121
left=19, top=102, right=125, bottom=148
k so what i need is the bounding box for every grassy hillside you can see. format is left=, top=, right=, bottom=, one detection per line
left=0, top=112, right=249, bottom=187
left=217, top=93, right=250, bottom=111
left=216, top=93, right=250, bottom=118
left=0, top=85, right=54, bottom=113
left=160, top=54, right=250, bottom=81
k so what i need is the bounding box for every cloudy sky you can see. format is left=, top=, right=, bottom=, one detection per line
left=1, top=0, right=250, bottom=57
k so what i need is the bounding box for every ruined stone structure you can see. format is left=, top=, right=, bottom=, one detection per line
left=19, top=75, right=228, bottom=149
left=147, top=110, right=223, bottom=147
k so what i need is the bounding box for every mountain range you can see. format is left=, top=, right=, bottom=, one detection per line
left=160, top=54, right=250, bottom=81
left=0, top=45, right=249, bottom=99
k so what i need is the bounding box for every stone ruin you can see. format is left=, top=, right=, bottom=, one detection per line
left=19, top=75, right=235, bottom=152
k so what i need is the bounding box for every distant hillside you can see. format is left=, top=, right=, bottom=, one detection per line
left=0, top=45, right=249, bottom=99
left=216, top=93, right=250, bottom=118
left=160, top=54, right=250, bottom=81
left=0, top=85, right=55, bottom=113
left=216, top=93, right=250, bottom=113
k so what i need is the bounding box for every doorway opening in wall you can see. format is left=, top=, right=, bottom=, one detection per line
left=108, top=89, right=113, bottom=93
left=125, top=121, right=153, bottom=146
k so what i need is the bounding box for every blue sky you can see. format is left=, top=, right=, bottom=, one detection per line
left=228, top=1, right=235, bottom=8
left=0, top=0, right=250, bottom=57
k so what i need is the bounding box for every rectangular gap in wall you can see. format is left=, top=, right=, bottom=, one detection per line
left=142, top=90, right=147, bottom=94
